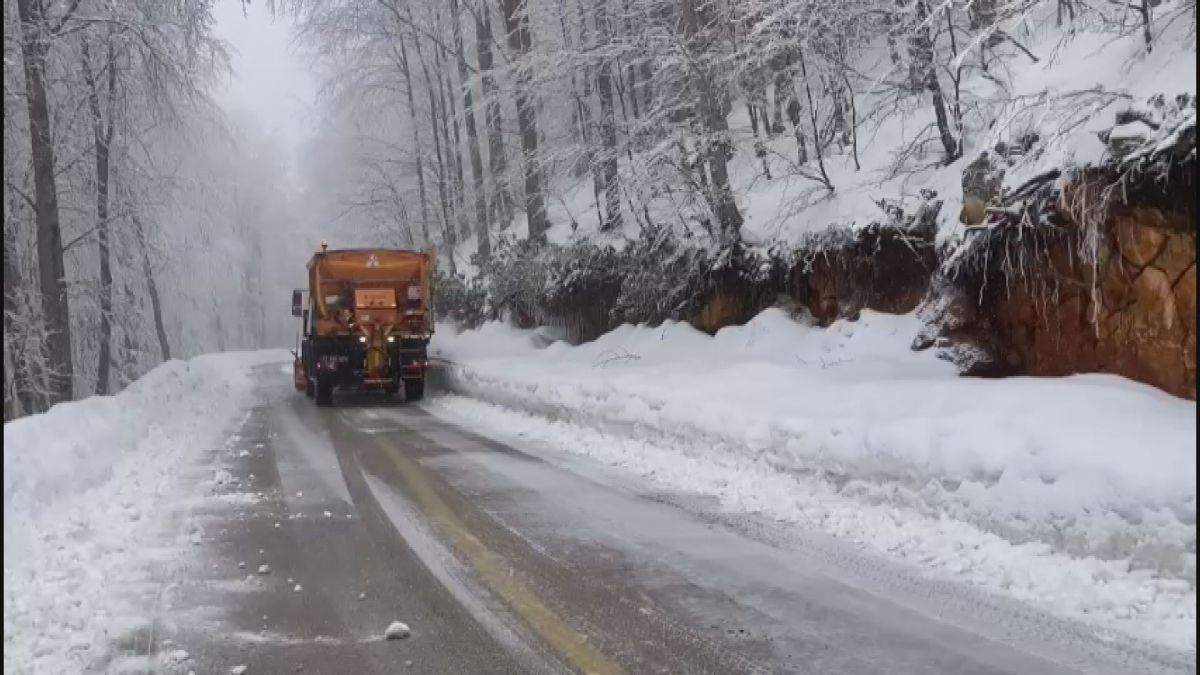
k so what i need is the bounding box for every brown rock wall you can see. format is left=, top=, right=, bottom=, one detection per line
left=979, top=171, right=1196, bottom=399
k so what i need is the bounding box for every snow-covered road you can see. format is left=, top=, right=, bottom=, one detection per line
left=3, top=338, right=1194, bottom=674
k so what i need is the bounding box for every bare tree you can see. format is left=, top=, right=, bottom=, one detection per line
left=450, top=0, right=490, bottom=261
left=795, top=43, right=834, bottom=189
left=431, top=5, right=469, bottom=242
left=80, top=31, right=119, bottom=394
left=410, top=24, right=459, bottom=273
left=130, top=213, right=170, bottom=361
left=595, top=0, right=624, bottom=231
left=15, top=0, right=78, bottom=404
left=3, top=201, right=41, bottom=416
left=500, top=0, right=549, bottom=243
left=907, top=0, right=960, bottom=163
left=474, top=0, right=514, bottom=229
left=679, top=0, right=743, bottom=243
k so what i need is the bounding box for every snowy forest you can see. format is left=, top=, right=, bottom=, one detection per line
left=5, top=0, right=1197, bottom=418
left=4, top=0, right=307, bottom=417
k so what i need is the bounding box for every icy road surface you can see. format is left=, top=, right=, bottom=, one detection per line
left=103, top=365, right=1193, bottom=674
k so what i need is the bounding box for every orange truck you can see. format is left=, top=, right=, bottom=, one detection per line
left=291, top=244, right=435, bottom=405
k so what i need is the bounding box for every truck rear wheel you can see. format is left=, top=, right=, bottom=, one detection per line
left=404, top=378, right=424, bottom=402
left=305, top=377, right=314, bottom=398
left=315, top=377, right=333, bottom=406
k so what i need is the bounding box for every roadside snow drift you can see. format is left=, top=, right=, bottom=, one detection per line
left=429, top=311, right=1197, bottom=651
left=3, top=350, right=289, bottom=674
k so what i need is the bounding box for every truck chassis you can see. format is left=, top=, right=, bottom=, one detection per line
left=301, top=335, right=429, bottom=405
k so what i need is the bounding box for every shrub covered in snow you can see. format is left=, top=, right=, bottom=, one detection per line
left=432, top=269, right=488, bottom=329
left=1101, top=93, right=1197, bottom=170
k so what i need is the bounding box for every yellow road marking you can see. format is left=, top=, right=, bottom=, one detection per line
left=371, top=436, right=625, bottom=675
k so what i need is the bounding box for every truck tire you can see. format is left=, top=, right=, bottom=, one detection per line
left=305, top=378, right=315, bottom=398
left=404, top=378, right=424, bottom=402
left=315, top=377, right=333, bottom=406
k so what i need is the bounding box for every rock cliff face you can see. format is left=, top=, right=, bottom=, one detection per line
left=790, top=223, right=937, bottom=326
left=682, top=157, right=1196, bottom=401
left=983, top=172, right=1196, bottom=398
left=916, top=100, right=1197, bottom=399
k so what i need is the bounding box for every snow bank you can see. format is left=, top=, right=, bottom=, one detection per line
left=3, top=349, right=289, bottom=673
left=430, top=312, right=1196, bottom=649
left=4, top=351, right=287, bottom=519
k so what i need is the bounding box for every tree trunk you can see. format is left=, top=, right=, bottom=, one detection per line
left=82, top=35, right=117, bottom=395
left=213, top=296, right=227, bottom=352
left=594, top=0, right=623, bottom=231
left=581, top=11, right=606, bottom=219
left=3, top=212, right=40, bottom=416
left=911, top=1, right=959, bottom=162
left=678, top=0, right=743, bottom=244
left=499, top=0, right=548, bottom=243
left=2, top=346, right=15, bottom=421
left=796, top=45, right=833, bottom=189
left=639, top=61, right=653, bottom=114
left=621, top=0, right=641, bottom=121
left=968, top=0, right=1005, bottom=50
left=841, top=70, right=860, bottom=171
left=395, top=42, right=433, bottom=248
left=3, top=228, right=22, bottom=417
left=823, top=75, right=844, bottom=147
left=451, top=0, right=489, bottom=262
left=770, top=68, right=787, bottom=135
left=441, top=68, right=468, bottom=242
left=1056, top=0, right=1077, bottom=26
left=626, top=62, right=640, bottom=120
left=132, top=215, right=171, bottom=361
left=747, top=96, right=772, bottom=180
left=433, top=19, right=468, bottom=242
left=563, top=7, right=603, bottom=222
left=411, top=27, right=458, bottom=273
left=17, top=0, right=73, bottom=404
left=1138, top=0, right=1153, bottom=53
left=476, top=3, right=513, bottom=229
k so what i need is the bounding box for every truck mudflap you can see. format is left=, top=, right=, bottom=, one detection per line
left=293, top=356, right=307, bottom=392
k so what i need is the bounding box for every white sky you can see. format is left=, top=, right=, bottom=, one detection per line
left=212, top=0, right=316, bottom=179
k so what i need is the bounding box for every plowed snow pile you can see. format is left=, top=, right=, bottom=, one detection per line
left=428, top=311, right=1196, bottom=651
left=3, top=350, right=289, bottom=674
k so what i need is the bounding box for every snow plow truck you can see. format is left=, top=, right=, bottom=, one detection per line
left=291, top=243, right=434, bottom=405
